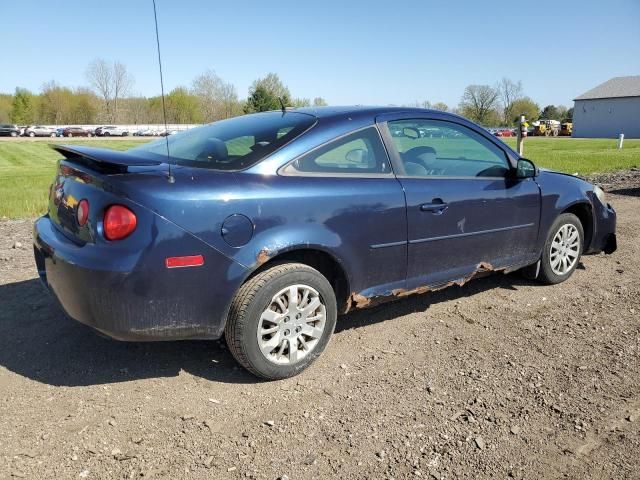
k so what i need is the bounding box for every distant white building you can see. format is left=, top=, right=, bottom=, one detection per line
left=573, top=76, right=640, bottom=138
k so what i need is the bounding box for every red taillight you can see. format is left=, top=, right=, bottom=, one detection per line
left=77, top=199, right=89, bottom=226
left=165, top=255, right=205, bottom=269
left=103, top=205, right=137, bottom=241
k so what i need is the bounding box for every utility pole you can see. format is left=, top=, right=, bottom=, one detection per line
left=517, top=114, right=527, bottom=156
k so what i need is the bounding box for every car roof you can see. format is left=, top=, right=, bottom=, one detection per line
left=292, top=105, right=452, bottom=120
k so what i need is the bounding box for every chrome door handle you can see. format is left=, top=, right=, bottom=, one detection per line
left=420, top=199, right=448, bottom=214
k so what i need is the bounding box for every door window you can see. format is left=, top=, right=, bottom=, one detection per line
left=387, top=120, right=510, bottom=178
left=282, top=127, right=390, bottom=175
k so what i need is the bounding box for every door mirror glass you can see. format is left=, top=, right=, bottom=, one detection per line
left=517, top=158, right=537, bottom=178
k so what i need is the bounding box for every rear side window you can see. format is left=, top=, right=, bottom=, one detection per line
left=130, top=112, right=316, bottom=171
left=282, top=127, right=391, bottom=175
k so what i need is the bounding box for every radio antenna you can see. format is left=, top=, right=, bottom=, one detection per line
left=152, top=0, right=174, bottom=183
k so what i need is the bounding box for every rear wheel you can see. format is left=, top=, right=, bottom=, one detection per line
left=538, top=213, right=583, bottom=284
left=10, top=131, right=17, bottom=137
left=50, top=132, right=56, bottom=137
left=225, top=263, right=337, bottom=380
left=29, top=131, right=35, bottom=137
left=67, top=133, right=73, bottom=137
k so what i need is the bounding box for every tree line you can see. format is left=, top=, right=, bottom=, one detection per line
left=0, top=60, right=569, bottom=127
left=0, top=59, right=328, bottom=126
left=409, top=78, right=573, bottom=126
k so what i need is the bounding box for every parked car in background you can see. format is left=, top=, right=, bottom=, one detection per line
left=0, top=124, right=21, bottom=137
left=33, top=107, right=617, bottom=380
left=494, top=129, right=514, bottom=137
left=62, top=127, right=93, bottom=137
left=24, top=125, right=57, bottom=137
left=56, top=128, right=65, bottom=137
left=134, top=128, right=161, bottom=136
left=95, top=126, right=129, bottom=137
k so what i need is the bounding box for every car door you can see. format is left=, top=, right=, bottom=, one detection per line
left=278, top=125, right=408, bottom=299
left=378, top=114, right=540, bottom=289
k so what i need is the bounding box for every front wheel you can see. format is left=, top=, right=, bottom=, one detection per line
left=538, top=213, right=584, bottom=284
left=225, top=263, right=337, bottom=380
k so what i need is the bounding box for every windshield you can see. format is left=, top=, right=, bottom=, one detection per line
left=129, top=111, right=316, bottom=171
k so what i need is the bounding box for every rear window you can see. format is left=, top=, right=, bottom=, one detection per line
left=129, top=112, right=316, bottom=171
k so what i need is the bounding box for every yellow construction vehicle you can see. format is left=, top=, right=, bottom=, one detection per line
left=534, top=119, right=560, bottom=137
left=560, top=122, right=573, bottom=136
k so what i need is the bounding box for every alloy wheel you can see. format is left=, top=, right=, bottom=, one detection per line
left=257, top=284, right=326, bottom=365
left=549, top=223, right=580, bottom=275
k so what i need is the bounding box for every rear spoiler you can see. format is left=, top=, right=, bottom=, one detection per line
left=52, top=144, right=163, bottom=173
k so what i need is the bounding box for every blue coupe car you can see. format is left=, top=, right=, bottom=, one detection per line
left=33, top=107, right=617, bottom=379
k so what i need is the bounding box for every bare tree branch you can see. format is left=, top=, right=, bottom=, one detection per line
left=86, top=58, right=133, bottom=122
left=497, top=78, right=523, bottom=124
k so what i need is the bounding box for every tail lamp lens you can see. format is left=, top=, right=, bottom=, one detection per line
left=76, top=199, right=89, bottom=226
left=103, top=205, right=137, bottom=241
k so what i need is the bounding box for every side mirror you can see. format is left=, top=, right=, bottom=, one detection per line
left=402, top=127, right=420, bottom=139
left=516, top=158, right=538, bottom=178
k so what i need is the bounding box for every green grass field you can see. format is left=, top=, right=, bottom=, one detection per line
left=502, top=137, right=640, bottom=175
left=0, top=137, right=638, bottom=219
left=0, top=139, right=149, bottom=219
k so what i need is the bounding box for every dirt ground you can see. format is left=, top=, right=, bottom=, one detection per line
left=1, top=172, right=638, bottom=480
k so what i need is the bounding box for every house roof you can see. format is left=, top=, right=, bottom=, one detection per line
left=574, top=76, right=640, bottom=101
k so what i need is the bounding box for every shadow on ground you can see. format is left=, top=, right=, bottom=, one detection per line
left=0, top=272, right=540, bottom=387
left=610, top=187, right=640, bottom=197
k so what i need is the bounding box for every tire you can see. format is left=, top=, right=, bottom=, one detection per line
left=537, top=213, right=584, bottom=285
left=87, top=133, right=92, bottom=137
left=104, top=132, right=110, bottom=137
left=225, top=263, right=337, bottom=380
left=10, top=131, right=17, bottom=137
left=50, top=132, right=56, bottom=137
left=67, top=133, right=72, bottom=137
left=29, top=131, right=35, bottom=137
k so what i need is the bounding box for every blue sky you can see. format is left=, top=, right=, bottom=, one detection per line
left=3, top=0, right=639, bottom=108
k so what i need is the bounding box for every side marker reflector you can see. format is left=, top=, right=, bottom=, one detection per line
left=165, top=255, right=205, bottom=269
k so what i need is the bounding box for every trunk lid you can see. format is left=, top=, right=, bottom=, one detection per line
left=47, top=145, right=166, bottom=243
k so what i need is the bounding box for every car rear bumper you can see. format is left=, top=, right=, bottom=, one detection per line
left=33, top=215, right=246, bottom=341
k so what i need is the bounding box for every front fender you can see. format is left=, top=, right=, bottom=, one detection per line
left=535, top=170, right=596, bottom=249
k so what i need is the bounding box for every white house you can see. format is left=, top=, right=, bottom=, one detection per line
left=573, top=76, right=640, bottom=138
